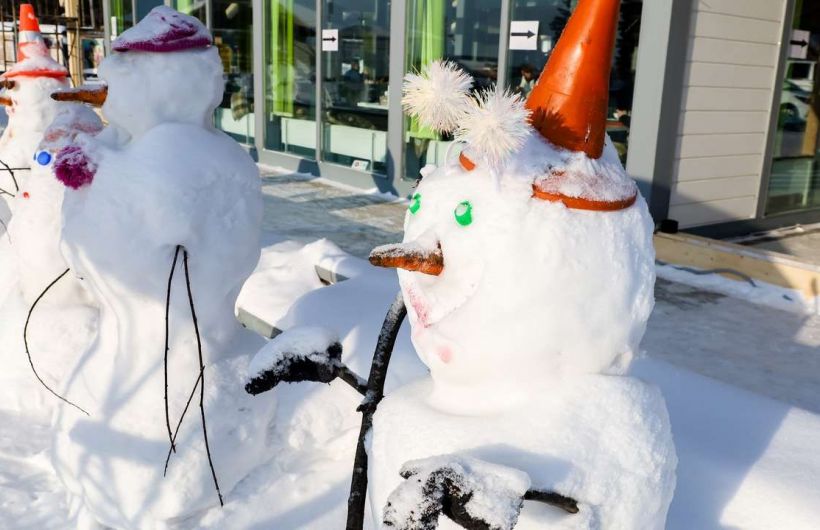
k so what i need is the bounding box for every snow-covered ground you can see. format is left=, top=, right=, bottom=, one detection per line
left=2, top=238, right=819, bottom=529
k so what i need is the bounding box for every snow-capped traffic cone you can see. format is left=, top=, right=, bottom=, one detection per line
left=2, top=4, right=68, bottom=79
left=525, top=0, right=620, bottom=159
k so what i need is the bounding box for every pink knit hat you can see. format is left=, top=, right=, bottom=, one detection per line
left=112, top=6, right=211, bottom=53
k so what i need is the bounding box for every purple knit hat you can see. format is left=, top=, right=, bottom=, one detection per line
left=112, top=6, right=211, bottom=53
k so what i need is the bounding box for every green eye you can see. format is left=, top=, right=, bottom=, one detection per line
left=409, top=193, right=421, bottom=214
left=454, top=200, right=472, bottom=226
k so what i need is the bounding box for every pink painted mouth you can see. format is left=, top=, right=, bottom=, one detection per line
left=406, top=285, right=431, bottom=328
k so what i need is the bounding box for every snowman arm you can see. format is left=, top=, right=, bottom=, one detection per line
left=384, top=456, right=579, bottom=530
left=245, top=330, right=368, bottom=396
left=523, top=488, right=579, bottom=514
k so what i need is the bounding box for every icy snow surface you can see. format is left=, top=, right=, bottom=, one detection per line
left=1, top=240, right=820, bottom=528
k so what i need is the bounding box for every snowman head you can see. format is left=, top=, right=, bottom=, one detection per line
left=371, top=0, right=654, bottom=408
left=96, top=6, right=222, bottom=139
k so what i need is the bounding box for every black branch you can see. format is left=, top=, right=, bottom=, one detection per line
left=346, top=290, right=407, bottom=530
left=163, top=245, right=181, bottom=454
left=244, top=341, right=349, bottom=395
left=182, top=249, right=223, bottom=507
left=23, top=268, right=89, bottom=416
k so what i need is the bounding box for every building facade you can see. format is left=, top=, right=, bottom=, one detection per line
left=100, top=0, right=820, bottom=236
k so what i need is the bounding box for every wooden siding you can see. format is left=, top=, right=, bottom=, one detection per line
left=668, top=0, right=787, bottom=228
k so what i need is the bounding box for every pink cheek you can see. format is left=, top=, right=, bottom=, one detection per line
left=437, top=346, right=453, bottom=364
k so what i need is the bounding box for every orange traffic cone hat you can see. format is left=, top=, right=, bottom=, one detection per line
left=526, top=0, right=620, bottom=159
left=2, top=4, right=68, bottom=79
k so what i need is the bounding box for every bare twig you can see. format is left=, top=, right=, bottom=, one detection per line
left=23, top=268, right=89, bottom=416
left=163, top=369, right=203, bottom=476
left=164, top=246, right=181, bottom=454
left=346, top=291, right=407, bottom=530
left=183, top=249, right=223, bottom=507
left=524, top=489, right=579, bottom=514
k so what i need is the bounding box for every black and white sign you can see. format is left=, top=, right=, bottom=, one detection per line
left=322, top=29, right=339, bottom=52
left=790, top=29, right=810, bottom=59
left=509, top=21, right=539, bottom=51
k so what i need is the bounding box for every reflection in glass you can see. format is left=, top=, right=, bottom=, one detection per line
left=506, top=0, right=642, bottom=164
left=171, top=0, right=207, bottom=23
left=321, top=0, right=390, bottom=174
left=212, top=0, right=255, bottom=144
left=110, top=0, right=134, bottom=38
left=765, top=0, right=820, bottom=215
left=264, top=0, right=317, bottom=157
left=404, top=0, right=501, bottom=179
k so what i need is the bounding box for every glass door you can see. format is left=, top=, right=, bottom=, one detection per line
left=320, top=0, right=391, bottom=174
left=212, top=0, right=255, bottom=144
left=263, top=0, right=317, bottom=158
left=504, top=0, right=642, bottom=165
left=170, top=0, right=208, bottom=23
left=765, top=0, right=820, bottom=215
left=403, top=0, right=502, bottom=179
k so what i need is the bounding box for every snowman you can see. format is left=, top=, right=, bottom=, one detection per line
left=49, top=7, right=275, bottom=529
left=367, top=1, right=676, bottom=528
left=7, top=104, right=102, bottom=305
left=0, top=6, right=99, bottom=419
left=0, top=4, right=70, bottom=217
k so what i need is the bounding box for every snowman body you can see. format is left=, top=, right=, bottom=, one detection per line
left=369, top=135, right=676, bottom=528
left=51, top=34, right=276, bottom=529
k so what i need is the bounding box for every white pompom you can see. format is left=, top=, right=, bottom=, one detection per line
left=455, top=88, right=531, bottom=168
left=402, top=60, right=473, bottom=133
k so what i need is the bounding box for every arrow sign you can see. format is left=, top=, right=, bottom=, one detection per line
left=509, top=21, right=539, bottom=51
left=322, top=29, right=339, bottom=52
left=511, top=30, right=535, bottom=39
left=790, top=29, right=810, bottom=59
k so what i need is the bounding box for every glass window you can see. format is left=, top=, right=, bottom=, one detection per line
left=765, top=0, right=820, bottom=215
left=320, top=0, right=391, bottom=174
left=404, top=0, right=502, bottom=179
left=212, top=0, right=255, bottom=144
left=264, top=0, right=317, bottom=158
left=170, top=0, right=207, bottom=23
left=110, top=0, right=134, bottom=38
left=505, top=0, right=642, bottom=165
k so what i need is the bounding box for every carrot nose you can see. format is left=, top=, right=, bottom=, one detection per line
left=51, top=85, right=108, bottom=107
left=369, top=242, right=444, bottom=276
left=0, top=96, right=10, bottom=106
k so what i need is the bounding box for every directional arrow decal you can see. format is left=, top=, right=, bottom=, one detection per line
left=322, top=36, right=337, bottom=42
left=510, top=30, right=535, bottom=39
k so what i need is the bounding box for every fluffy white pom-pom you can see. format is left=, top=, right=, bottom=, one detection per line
left=455, top=88, right=531, bottom=168
left=403, top=60, right=473, bottom=133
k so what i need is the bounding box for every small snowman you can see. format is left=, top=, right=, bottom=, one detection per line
left=367, top=0, right=676, bottom=528
left=0, top=4, right=70, bottom=213
left=49, top=7, right=275, bottom=529
left=7, top=104, right=102, bottom=305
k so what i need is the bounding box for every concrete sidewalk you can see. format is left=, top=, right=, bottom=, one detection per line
left=259, top=168, right=820, bottom=414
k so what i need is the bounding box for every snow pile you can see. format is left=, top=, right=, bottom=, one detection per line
left=6, top=55, right=68, bottom=77
left=384, top=455, right=530, bottom=530
left=49, top=9, right=277, bottom=528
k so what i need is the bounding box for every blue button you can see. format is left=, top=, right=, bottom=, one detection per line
left=36, top=151, right=52, bottom=166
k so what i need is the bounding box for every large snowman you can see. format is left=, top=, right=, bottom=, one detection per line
left=0, top=4, right=70, bottom=217
left=50, top=7, right=275, bottom=529
left=368, top=1, right=676, bottom=528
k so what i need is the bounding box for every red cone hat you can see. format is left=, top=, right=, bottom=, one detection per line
left=525, top=0, right=620, bottom=159
left=3, top=4, right=68, bottom=79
